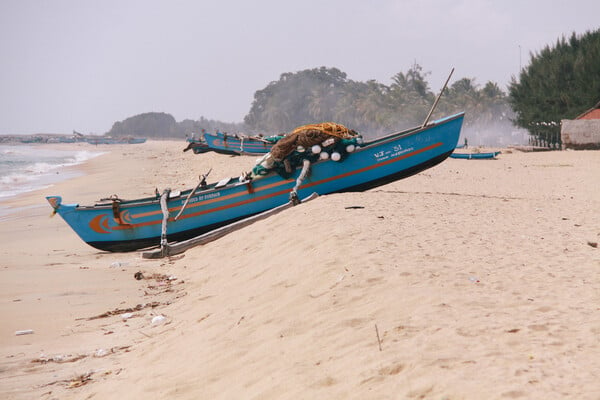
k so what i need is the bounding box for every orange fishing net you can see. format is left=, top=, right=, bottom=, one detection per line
left=270, top=122, right=358, bottom=161
left=290, top=122, right=356, bottom=139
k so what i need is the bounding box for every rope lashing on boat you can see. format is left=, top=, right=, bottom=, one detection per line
left=111, top=199, right=127, bottom=225
left=239, top=171, right=255, bottom=194
left=289, top=159, right=311, bottom=205
left=159, top=189, right=171, bottom=257
left=98, top=194, right=127, bottom=225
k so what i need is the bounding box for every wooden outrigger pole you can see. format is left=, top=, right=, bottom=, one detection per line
left=422, top=67, right=454, bottom=128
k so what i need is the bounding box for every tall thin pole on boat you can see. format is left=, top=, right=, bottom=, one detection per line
left=421, top=67, right=454, bottom=128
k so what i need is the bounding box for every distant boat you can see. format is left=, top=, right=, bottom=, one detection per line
left=507, top=145, right=552, bottom=152
left=86, top=136, right=146, bottom=145
left=125, top=137, right=147, bottom=144
left=47, top=112, right=465, bottom=252
left=85, top=137, right=116, bottom=145
left=20, top=136, right=44, bottom=143
left=449, top=151, right=500, bottom=159
left=183, top=137, right=218, bottom=154
left=202, top=131, right=282, bottom=155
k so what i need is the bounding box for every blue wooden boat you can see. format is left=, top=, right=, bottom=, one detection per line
left=47, top=112, right=464, bottom=252
left=125, top=137, right=147, bottom=144
left=449, top=151, right=500, bottom=159
left=203, top=131, right=281, bottom=155
left=85, top=137, right=117, bottom=145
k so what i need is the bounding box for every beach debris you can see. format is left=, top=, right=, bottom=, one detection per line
left=40, top=372, right=95, bottom=389
left=121, top=312, right=134, bottom=320
left=32, top=354, right=87, bottom=364
left=588, top=241, right=598, bottom=248
left=134, top=271, right=144, bottom=280
left=34, top=346, right=131, bottom=365
left=86, top=301, right=161, bottom=320
left=14, top=329, right=34, bottom=336
left=142, top=273, right=182, bottom=295
left=68, top=372, right=93, bottom=388
left=197, top=313, right=211, bottom=324
left=375, top=324, right=383, bottom=351
left=151, top=315, right=167, bottom=326
left=94, top=348, right=109, bottom=357
left=145, top=273, right=177, bottom=282
left=468, top=276, right=481, bottom=283
left=344, top=206, right=364, bottom=209
left=110, top=261, right=129, bottom=268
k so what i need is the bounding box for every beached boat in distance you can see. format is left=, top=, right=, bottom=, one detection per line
left=85, top=136, right=147, bottom=145
left=47, top=112, right=464, bottom=252
left=183, top=137, right=211, bottom=154
left=202, top=131, right=282, bottom=155
left=183, top=132, right=278, bottom=155
left=450, top=151, right=500, bottom=159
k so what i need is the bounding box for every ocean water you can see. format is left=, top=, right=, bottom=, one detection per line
left=0, top=144, right=104, bottom=201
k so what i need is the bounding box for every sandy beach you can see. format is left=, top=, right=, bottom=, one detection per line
left=1, top=140, right=599, bottom=399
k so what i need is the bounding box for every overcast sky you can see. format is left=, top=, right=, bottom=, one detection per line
left=1, top=0, right=598, bottom=135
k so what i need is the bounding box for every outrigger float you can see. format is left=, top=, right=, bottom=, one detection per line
left=47, top=70, right=464, bottom=256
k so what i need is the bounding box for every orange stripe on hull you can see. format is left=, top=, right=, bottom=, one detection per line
left=131, top=178, right=294, bottom=219
left=111, top=187, right=291, bottom=231
left=110, top=143, right=441, bottom=231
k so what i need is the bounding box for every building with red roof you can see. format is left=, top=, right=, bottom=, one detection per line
left=561, top=101, right=600, bottom=149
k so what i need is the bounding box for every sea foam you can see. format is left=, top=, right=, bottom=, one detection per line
left=0, top=145, right=104, bottom=200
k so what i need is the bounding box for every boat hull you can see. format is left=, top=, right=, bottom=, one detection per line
left=184, top=139, right=211, bottom=154
left=49, top=113, right=464, bottom=252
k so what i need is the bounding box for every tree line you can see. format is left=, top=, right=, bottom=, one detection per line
left=108, top=113, right=245, bottom=139
left=509, top=29, right=600, bottom=147
left=107, top=29, right=599, bottom=147
left=244, top=64, right=514, bottom=144
left=108, top=65, right=515, bottom=146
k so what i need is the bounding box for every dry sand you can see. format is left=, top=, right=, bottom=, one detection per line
left=1, top=141, right=599, bottom=399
